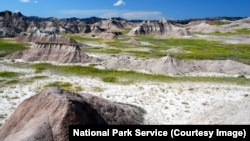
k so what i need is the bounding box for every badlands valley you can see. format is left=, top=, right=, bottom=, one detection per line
left=0, top=10, right=250, bottom=128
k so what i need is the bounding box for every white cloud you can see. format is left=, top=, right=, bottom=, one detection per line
left=60, top=9, right=164, bottom=20
left=19, top=0, right=30, bottom=2
left=114, top=0, right=126, bottom=6
left=19, top=0, right=38, bottom=3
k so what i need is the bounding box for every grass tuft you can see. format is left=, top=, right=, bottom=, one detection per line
left=0, top=71, right=19, bottom=78
left=44, top=81, right=83, bottom=93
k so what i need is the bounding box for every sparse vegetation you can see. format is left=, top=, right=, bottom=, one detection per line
left=181, top=101, right=189, bottom=105
left=244, top=94, right=249, bottom=97
left=66, top=34, right=250, bottom=64
left=0, top=114, right=5, bottom=119
left=0, top=71, right=19, bottom=78
left=85, top=47, right=122, bottom=54
left=31, top=63, right=53, bottom=73
left=27, top=63, right=250, bottom=85
left=178, top=87, right=183, bottom=94
left=91, top=86, right=105, bottom=92
left=0, top=38, right=28, bottom=57
left=102, top=76, right=118, bottom=83
left=5, top=79, right=20, bottom=85
left=43, top=81, right=83, bottom=92
left=202, top=28, right=250, bottom=36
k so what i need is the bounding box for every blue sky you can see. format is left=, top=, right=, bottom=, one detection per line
left=0, top=0, right=249, bottom=20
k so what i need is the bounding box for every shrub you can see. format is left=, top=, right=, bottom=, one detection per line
left=102, top=76, right=117, bottom=83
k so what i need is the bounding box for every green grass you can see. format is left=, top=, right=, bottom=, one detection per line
left=0, top=71, right=20, bottom=88
left=30, top=75, right=48, bottom=80
left=67, top=34, right=250, bottom=64
left=0, top=71, right=19, bottom=78
left=31, top=63, right=54, bottom=73
left=0, top=71, right=45, bottom=87
left=236, top=28, right=250, bottom=34
left=63, top=34, right=103, bottom=42
left=5, top=79, right=20, bottom=85
left=0, top=38, right=28, bottom=57
left=29, top=63, right=250, bottom=85
left=102, top=76, right=118, bottom=83
left=84, top=47, right=122, bottom=54
left=43, top=81, right=83, bottom=92
left=22, top=75, right=48, bottom=83
left=134, top=37, right=250, bottom=63
left=203, top=28, right=250, bottom=36
left=44, top=81, right=72, bottom=88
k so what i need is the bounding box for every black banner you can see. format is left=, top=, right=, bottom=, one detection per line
left=69, top=125, right=250, bottom=140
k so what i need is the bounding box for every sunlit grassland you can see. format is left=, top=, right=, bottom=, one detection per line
left=137, top=37, right=249, bottom=64
left=66, top=33, right=250, bottom=64
left=63, top=34, right=104, bottom=42
left=199, top=28, right=250, bottom=36
left=0, top=71, right=20, bottom=88
left=30, top=63, right=250, bottom=85
left=0, top=69, right=47, bottom=88
left=0, top=38, right=28, bottom=57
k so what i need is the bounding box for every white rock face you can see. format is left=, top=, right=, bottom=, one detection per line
left=128, top=18, right=191, bottom=37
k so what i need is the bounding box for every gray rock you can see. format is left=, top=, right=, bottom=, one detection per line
left=0, top=87, right=145, bottom=141
left=5, top=33, right=99, bottom=63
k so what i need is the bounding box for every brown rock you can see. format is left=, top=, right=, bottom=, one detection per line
left=5, top=33, right=99, bottom=63
left=0, top=87, right=145, bottom=141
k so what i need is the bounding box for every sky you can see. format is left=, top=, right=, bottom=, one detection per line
left=0, top=0, right=249, bottom=20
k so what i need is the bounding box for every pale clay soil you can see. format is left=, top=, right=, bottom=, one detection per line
left=0, top=60, right=250, bottom=125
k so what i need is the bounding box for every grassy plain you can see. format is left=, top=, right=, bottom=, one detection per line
left=0, top=38, right=28, bottom=57
left=30, top=63, right=250, bottom=85
left=66, top=34, right=250, bottom=64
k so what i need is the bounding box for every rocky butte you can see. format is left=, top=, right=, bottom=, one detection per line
left=5, top=32, right=99, bottom=63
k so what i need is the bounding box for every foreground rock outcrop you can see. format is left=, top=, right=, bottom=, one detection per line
left=0, top=87, right=145, bottom=141
left=5, top=33, right=99, bottom=63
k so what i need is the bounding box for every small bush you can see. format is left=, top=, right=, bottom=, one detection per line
left=237, top=75, right=246, bottom=78
left=5, top=79, right=19, bottom=85
left=0, top=114, right=5, bottom=119
left=44, top=81, right=83, bottom=93
left=34, top=66, right=46, bottom=73
left=181, top=101, right=189, bottom=105
left=102, top=76, right=117, bottom=83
